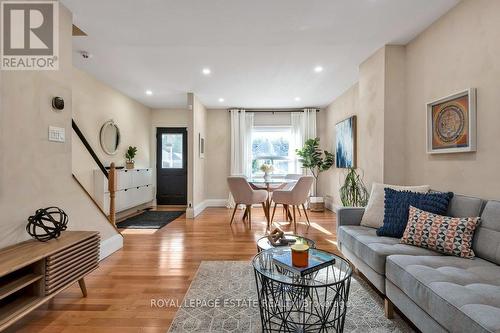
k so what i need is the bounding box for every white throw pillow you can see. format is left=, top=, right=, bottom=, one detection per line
left=360, top=183, right=430, bottom=228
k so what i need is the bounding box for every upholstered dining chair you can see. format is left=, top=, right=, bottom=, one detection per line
left=271, top=176, right=314, bottom=233
left=227, top=176, right=268, bottom=228
left=282, top=174, right=303, bottom=217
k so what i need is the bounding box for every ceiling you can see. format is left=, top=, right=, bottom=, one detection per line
left=62, top=0, right=459, bottom=109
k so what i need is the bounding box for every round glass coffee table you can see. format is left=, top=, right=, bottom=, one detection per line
left=252, top=247, right=352, bottom=332
left=256, top=235, right=316, bottom=252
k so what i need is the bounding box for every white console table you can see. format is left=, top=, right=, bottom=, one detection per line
left=93, top=168, right=154, bottom=214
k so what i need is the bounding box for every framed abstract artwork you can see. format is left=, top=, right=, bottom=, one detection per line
left=335, top=116, right=357, bottom=168
left=426, top=88, right=476, bottom=154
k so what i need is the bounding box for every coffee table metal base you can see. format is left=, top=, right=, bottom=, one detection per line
left=254, top=273, right=351, bottom=332
left=253, top=250, right=352, bottom=333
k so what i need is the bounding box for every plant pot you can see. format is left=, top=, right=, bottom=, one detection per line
left=309, top=196, right=325, bottom=212
left=125, top=161, right=134, bottom=169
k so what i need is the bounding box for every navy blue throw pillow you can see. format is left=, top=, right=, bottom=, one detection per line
left=377, top=189, right=454, bottom=238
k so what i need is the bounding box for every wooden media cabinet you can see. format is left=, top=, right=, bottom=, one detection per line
left=0, top=231, right=99, bottom=331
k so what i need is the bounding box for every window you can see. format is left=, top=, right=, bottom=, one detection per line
left=161, top=133, right=183, bottom=168
left=251, top=127, right=297, bottom=177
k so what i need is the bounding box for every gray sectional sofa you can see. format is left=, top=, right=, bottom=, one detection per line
left=336, top=194, right=500, bottom=333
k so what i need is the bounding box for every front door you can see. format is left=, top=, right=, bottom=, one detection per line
left=156, top=127, right=188, bottom=205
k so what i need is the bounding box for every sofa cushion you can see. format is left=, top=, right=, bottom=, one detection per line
left=338, top=226, right=441, bottom=275
left=360, top=183, right=430, bottom=228
left=447, top=194, right=485, bottom=217
left=474, top=201, right=500, bottom=265
left=401, top=206, right=480, bottom=258
left=386, top=255, right=500, bottom=333
left=377, top=189, right=453, bottom=238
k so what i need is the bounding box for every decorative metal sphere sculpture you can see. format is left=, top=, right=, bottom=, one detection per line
left=26, top=207, right=68, bottom=242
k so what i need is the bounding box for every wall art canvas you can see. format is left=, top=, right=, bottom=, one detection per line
left=427, top=88, right=476, bottom=154
left=335, top=116, right=356, bottom=168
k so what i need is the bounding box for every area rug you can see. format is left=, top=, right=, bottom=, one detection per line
left=168, top=261, right=413, bottom=332
left=117, top=211, right=184, bottom=229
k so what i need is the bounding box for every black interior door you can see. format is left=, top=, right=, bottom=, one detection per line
left=156, top=127, right=188, bottom=205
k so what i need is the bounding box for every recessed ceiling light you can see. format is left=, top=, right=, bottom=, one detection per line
left=314, top=66, right=323, bottom=73
left=218, top=98, right=225, bottom=102
left=202, top=68, right=211, bottom=75
left=294, top=97, right=301, bottom=101
left=145, top=90, right=153, bottom=96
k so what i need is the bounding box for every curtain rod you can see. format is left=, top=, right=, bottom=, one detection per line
left=227, top=108, right=320, bottom=113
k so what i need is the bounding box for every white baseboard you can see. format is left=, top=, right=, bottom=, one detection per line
left=186, top=198, right=228, bottom=218
left=100, top=233, right=123, bottom=261
left=205, top=199, right=228, bottom=207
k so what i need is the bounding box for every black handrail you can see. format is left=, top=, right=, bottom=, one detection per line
left=72, top=119, right=109, bottom=179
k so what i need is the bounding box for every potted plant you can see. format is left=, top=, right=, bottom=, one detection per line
left=339, top=168, right=369, bottom=207
left=296, top=138, right=334, bottom=211
left=125, top=146, right=137, bottom=169
left=260, top=164, right=274, bottom=181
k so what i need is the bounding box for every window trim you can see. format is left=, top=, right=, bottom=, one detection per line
left=251, top=125, right=295, bottom=177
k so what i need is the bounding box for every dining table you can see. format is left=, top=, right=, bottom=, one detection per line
left=248, top=178, right=296, bottom=228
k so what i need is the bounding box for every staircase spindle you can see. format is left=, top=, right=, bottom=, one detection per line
left=108, top=163, right=117, bottom=226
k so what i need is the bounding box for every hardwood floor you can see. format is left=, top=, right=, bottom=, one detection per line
left=9, top=207, right=339, bottom=333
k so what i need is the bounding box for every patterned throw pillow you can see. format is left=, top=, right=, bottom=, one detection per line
left=401, top=206, right=480, bottom=258
left=377, top=189, right=454, bottom=238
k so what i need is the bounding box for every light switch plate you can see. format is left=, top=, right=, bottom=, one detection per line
left=48, top=126, right=65, bottom=143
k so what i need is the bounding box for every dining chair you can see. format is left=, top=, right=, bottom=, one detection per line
left=282, top=174, right=303, bottom=217
left=270, top=176, right=314, bottom=233
left=227, top=176, right=268, bottom=228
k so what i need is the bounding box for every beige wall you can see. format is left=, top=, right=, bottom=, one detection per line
left=357, top=47, right=386, bottom=190
left=0, top=5, right=118, bottom=249
left=205, top=109, right=231, bottom=200
left=72, top=68, right=152, bottom=194
left=151, top=105, right=220, bottom=211
left=383, top=45, right=407, bottom=185
left=404, top=0, right=500, bottom=199
left=319, top=0, right=500, bottom=204
left=317, top=85, right=359, bottom=206
left=191, top=95, right=207, bottom=208
left=152, top=109, right=189, bottom=128
left=319, top=47, right=387, bottom=207
left=150, top=108, right=189, bottom=194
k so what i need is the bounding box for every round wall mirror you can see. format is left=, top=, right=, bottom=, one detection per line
left=99, top=120, right=120, bottom=155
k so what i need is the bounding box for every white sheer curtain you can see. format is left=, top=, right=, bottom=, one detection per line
left=302, top=108, right=317, bottom=195
left=289, top=109, right=317, bottom=174
left=228, top=109, right=254, bottom=207
left=289, top=113, right=303, bottom=174
left=302, top=108, right=317, bottom=142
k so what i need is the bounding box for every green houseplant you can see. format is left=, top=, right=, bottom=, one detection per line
left=296, top=138, right=335, bottom=211
left=339, top=168, right=369, bottom=207
left=125, top=146, right=137, bottom=169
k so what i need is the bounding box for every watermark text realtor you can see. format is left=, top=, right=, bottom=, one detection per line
left=1, top=0, right=59, bottom=70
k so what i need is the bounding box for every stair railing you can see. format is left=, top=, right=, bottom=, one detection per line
left=72, top=119, right=117, bottom=228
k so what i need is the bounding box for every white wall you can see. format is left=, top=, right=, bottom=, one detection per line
left=0, top=4, right=119, bottom=250
left=72, top=67, right=152, bottom=195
